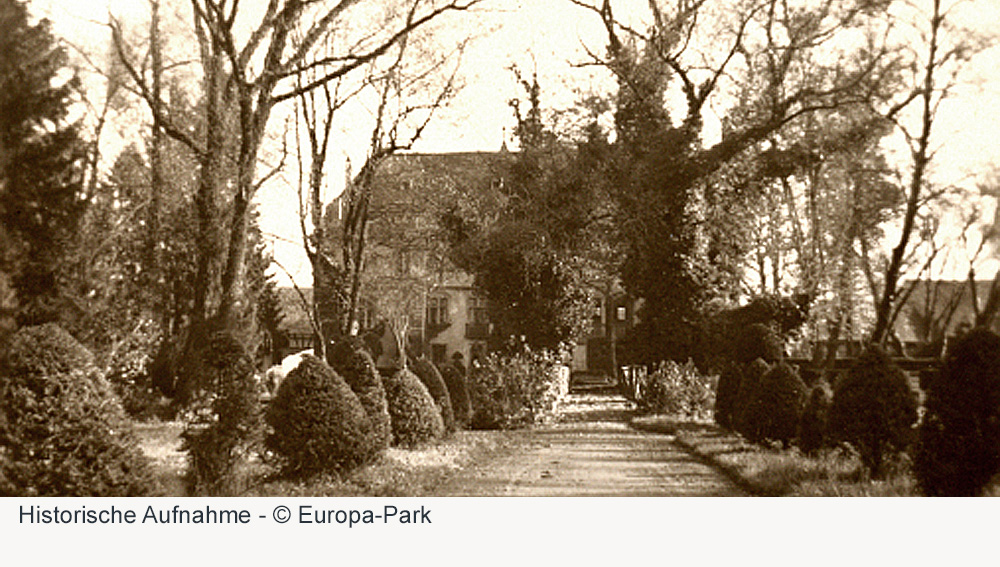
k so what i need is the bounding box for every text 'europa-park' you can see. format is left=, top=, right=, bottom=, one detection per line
left=18, top=505, right=432, bottom=527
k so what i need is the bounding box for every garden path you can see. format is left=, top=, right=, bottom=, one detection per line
left=429, top=392, right=745, bottom=496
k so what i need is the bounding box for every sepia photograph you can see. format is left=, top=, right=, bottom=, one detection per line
left=1, top=0, right=999, bottom=561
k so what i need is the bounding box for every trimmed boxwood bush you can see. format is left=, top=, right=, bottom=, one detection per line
left=440, top=361, right=471, bottom=429
left=328, top=337, right=392, bottom=452
left=742, top=362, right=806, bottom=445
left=411, top=358, right=456, bottom=433
left=713, top=363, right=742, bottom=429
left=732, top=358, right=771, bottom=439
left=382, top=368, right=444, bottom=447
left=733, top=323, right=783, bottom=364
left=181, top=332, right=263, bottom=495
left=828, top=347, right=918, bottom=477
left=798, top=380, right=833, bottom=455
left=915, top=329, right=1000, bottom=496
left=0, top=323, right=151, bottom=496
left=265, top=354, right=375, bottom=476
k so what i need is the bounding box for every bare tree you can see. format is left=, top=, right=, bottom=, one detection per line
left=870, top=0, right=989, bottom=344
left=290, top=13, right=467, bottom=363
left=111, top=0, right=481, bottom=339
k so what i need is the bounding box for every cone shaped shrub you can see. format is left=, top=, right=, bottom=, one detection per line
left=181, top=332, right=263, bottom=495
left=0, top=323, right=150, bottom=496
left=829, top=347, right=918, bottom=477
left=714, top=363, right=742, bottom=429
left=743, top=362, right=806, bottom=445
left=915, top=329, right=1000, bottom=496
left=732, top=358, right=771, bottom=439
left=411, top=358, right=456, bottom=433
left=798, top=380, right=833, bottom=455
left=383, top=368, right=444, bottom=447
left=440, top=362, right=472, bottom=429
left=265, top=354, right=375, bottom=476
left=328, top=338, right=392, bottom=452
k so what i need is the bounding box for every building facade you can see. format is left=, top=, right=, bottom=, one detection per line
left=277, top=149, right=636, bottom=375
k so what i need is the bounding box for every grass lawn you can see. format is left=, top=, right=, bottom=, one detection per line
left=133, top=421, right=525, bottom=497
left=630, top=416, right=920, bottom=496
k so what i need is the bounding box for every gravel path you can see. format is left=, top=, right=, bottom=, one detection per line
left=430, top=393, right=745, bottom=496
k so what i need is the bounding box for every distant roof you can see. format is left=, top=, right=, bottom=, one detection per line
left=375, top=152, right=512, bottom=203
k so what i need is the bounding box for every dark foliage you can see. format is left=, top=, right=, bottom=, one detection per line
left=733, top=323, right=784, bottom=365
left=328, top=337, right=392, bottom=452
left=0, top=0, right=87, bottom=328
left=265, top=354, right=375, bottom=476
left=915, top=329, right=1000, bottom=496
left=440, top=361, right=471, bottom=428
left=0, top=324, right=150, bottom=496
left=798, top=380, right=833, bottom=455
left=411, top=358, right=456, bottom=433
left=740, top=362, right=806, bottom=445
left=732, top=358, right=771, bottom=438
left=713, top=363, right=742, bottom=429
left=829, top=347, right=918, bottom=477
left=382, top=368, right=444, bottom=447
left=181, top=332, right=263, bottom=495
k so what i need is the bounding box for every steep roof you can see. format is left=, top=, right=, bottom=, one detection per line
left=368, top=151, right=514, bottom=211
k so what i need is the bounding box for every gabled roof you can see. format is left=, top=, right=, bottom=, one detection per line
left=368, top=151, right=514, bottom=209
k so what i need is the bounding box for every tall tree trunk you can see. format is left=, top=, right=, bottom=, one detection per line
left=871, top=0, right=942, bottom=345
left=148, top=0, right=163, bottom=294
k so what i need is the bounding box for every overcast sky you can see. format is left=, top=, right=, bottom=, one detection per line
left=31, top=0, right=1000, bottom=287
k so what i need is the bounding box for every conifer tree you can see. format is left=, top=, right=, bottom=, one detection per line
left=0, top=0, right=87, bottom=330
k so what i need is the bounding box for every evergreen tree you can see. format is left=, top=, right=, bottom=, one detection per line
left=0, top=0, right=87, bottom=331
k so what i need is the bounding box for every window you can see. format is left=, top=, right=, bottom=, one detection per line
left=427, top=296, right=449, bottom=326
left=396, top=250, right=411, bottom=275
left=616, top=306, right=627, bottom=322
left=468, top=295, right=488, bottom=324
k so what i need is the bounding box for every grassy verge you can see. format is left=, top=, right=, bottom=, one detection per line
left=630, top=416, right=919, bottom=496
left=134, top=421, right=525, bottom=497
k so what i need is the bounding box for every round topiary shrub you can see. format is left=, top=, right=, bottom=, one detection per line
left=411, top=358, right=456, bottom=433
left=828, top=347, right=918, bottom=478
left=732, top=358, right=771, bottom=439
left=181, top=332, right=263, bottom=495
left=328, top=337, right=392, bottom=452
left=382, top=368, right=444, bottom=447
left=265, top=354, right=375, bottom=476
left=0, top=323, right=151, bottom=496
left=732, top=323, right=783, bottom=365
left=743, top=362, right=806, bottom=445
left=440, top=361, right=471, bottom=429
left=713, top=362, right=742, bottom=429
left=798, top=380, right=833, bottom=455
left=915, top=328, right=1000, bottom=496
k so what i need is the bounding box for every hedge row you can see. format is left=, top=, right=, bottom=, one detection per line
left=264, top=343, right=477, bottom=475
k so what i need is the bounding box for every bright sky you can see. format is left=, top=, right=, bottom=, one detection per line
left=30, top=0, right=1000, bottom=287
